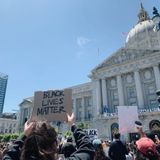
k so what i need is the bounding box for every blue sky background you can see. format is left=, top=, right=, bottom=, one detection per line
left=0, top=0, right=159, bottom=112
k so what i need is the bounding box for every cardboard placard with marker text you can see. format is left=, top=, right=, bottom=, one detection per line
left=31, top=89, right=72, bottom=122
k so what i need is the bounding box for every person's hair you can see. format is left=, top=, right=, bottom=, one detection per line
left=67, top=137, right=73, bottom=142
left=94, top=143, right=110, bottom=160
left=62, top=142, right=76, bottom=158
left=146, top=132, right=156, bottom=143
left=135, top=147, right=159, bottom=160
left=145, top=149, right=159, bottom=160
left=113, top=133, right=120, bottom=139
left=20, top=121, right=57, bottom=160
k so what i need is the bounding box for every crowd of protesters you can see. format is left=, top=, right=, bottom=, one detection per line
left=0, top=140, right=16, bottom=160
left=0, top=113, right=160, bottom=160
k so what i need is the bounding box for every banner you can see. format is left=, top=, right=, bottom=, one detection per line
left=31, top=89, right=72, bottom=122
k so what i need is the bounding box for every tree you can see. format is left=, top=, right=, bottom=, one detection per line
left=3, top=134, right=11, bottom=142
left=77, top=122, right=89, bottom=129
left=0, top=133, right=19, bottom=142
left=64, top=130, right=72, bottom=139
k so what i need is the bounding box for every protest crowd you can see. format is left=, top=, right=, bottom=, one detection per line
left=0, top=113, right=160, bottom=160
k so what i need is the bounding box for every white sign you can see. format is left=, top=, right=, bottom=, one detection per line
left=83, top=129, right=98, bottom=138
left=31, top=89, right=72, bottom=122
left=118, top=106, right=139, bottom=134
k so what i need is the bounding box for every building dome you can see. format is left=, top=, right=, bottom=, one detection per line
left=125, top=4, right=160, bottom=50
left=126, top=20, right=154, bottom=43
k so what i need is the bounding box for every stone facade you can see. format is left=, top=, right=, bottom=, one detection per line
left=90, top=50, right=160, bottom=114
left=18, top=97, right=33, bottom=132
left=0, top=118, right=18, bottom=134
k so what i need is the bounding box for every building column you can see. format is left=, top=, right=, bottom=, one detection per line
left=134, top=70, right=144, bottom=108
left=72, top=99, right=76, bottom=116
left=102, top=79, right=108, bottom=112
left=95, top=79, right=102, bottom=116
left=153, top=65, right=160, bottom=90
left=20, top=108, right=24, bottom=126
left=19, top=108, right=24, bottom=132
left=117, top=75, right=124, bottom=106
left=82, top=97, right=85, bottom=121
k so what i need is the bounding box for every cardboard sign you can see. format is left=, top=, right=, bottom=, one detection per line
left=31, top=89, right=72, bottom=122
left=83, top=129, right=98, bottom=139
left=118, top=106, right=139, bottom=134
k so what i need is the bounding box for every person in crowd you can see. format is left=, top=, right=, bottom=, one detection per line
left=92, top=138, right=110, bottom=160
left=108, top=133, right=128, bottom=160
left=102, top=140, right=110, bottom=158
left=155, top=135, right=160, bottom=155
left=66, top=137, right=73, bottom=143
left=125, top=143, right=134, bottom=160
left=0, top=150, right=3, bottom=160
left=135, top=136, right=160, bottom=160
left=146, top=133, right=160, bottom=155
left=134, top=122, right=160, bottom=160
left=1, top=142, right=11, bottom=158
left=61, top=140, right=76, bottom=158
left=2, top=113, right=95, bottom=160
left=155, top=135, right=160, bottom=145
left=61, top=136, right=76, bottom=158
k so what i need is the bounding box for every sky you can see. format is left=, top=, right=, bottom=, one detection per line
left=0, top=0, right=159, bottom=112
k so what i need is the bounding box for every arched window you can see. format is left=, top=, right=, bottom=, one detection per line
left=149, top=120, right=160, bottom=132
left=111, top=123, right=119, bottom=140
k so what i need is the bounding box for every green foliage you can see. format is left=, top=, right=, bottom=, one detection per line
left=77, top=122, right=89, bottom=129
left=63, top=122, right=89, bottom=139
left=54, top=127, right=58, bottom=133
left=64, top=130, right=72, bottom=138
left=2, top=134, right=11, bottom=142
left=0, top=135, right=3, bottom=141
left=0, top=133, right=19, bottom=142
left=11, top=134, right=19, bottom=140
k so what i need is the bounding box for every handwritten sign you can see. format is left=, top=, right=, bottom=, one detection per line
left=31, top=89, right=72, bottom=122
left=83, top=129, right=98, bottom=139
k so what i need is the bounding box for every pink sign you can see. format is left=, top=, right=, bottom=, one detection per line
left=118, top=106, right=139, bottom=134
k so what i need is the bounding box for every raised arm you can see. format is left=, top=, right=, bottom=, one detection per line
left=66, top=113, right=95, bottom=160
left=2, top=121, right=35, bottom=160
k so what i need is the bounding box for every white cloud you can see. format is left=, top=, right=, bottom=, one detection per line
left=75, top=36, right=95, bottom=58
left=77, top=36, right=94, bottom=47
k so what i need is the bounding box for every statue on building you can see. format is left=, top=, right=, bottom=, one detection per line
left=152, top=7, right=160, bottom=32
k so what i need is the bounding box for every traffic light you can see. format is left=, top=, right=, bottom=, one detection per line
left=156, top=90, right=160, bottom=106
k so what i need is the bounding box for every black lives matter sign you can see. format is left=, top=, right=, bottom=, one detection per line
left=83, top=129, right=98, bottom=139
left=38, top=90, right=65, bottom=115
left=31, top=89, right=72, bottom=122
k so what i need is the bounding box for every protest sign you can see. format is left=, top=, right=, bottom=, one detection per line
left=31, top=89, right=72, bottom=122
left=118, top=106, right=139, bottom=134
left=83, top=129, right=98, bottom=139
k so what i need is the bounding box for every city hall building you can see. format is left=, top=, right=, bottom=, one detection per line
left=18, top=4, right=160, bottom=139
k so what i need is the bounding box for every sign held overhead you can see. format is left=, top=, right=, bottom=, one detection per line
left=31, top=89, right=72, bottom=122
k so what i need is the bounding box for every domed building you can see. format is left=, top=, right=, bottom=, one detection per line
left=125, top=4, right=160, bottom=50
left=18, top=4, right=160, bottom=140
left=89, top=3, right=160, bottom=139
